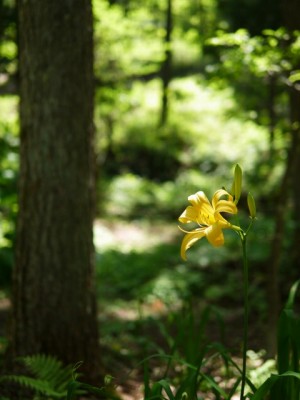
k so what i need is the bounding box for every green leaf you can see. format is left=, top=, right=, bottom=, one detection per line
left=157, top=379, right=175, bottom=400
left=143, top=360, right=151, bottom=399
left=0, top=354, right=82, bottom=399
left=200, top=373, right=227, bottom=398
left=277, top=309, right=293, bottom=373
left=285, top=280, right=300, bottom=310
left=252, top=372, right=300, bottom=400
left=0, top=375, right=65, bottom=398
left=277, top=280, right=300, bottom=373
left=151, top=381, right=164, bottom=399
left=66, top=380, right=81, bottom=400
left=289, top=71, right=300, bottom=83
left=227, top=377, right=241, bottom=399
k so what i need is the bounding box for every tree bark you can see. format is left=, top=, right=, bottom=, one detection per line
left=288, top=84, right=300, bottom=270
left=10, top=0, right=100, bottom=379
left=267, top=73, right=277, bottom=160
left=266, top=140, right=294, bottom=355
left=265, top=0, right=300, bottom=355
left=264, top=82, right=300, bottom=357
left=160, top=0, right=173, bottom=126
left=282, top=0, right=300, bottom=269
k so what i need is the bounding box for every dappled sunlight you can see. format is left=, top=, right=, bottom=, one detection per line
left=94, top=219, right=178, bottom=252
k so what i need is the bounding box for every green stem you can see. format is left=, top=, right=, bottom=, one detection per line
left=240, top=233, right=249, bottom=400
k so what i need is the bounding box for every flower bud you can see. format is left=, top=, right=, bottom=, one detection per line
left=247, top=192, right=256, bottom=219
left=231, top=164, right=242, bottom=204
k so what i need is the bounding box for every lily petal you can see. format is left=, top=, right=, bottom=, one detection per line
left=205, top=223, right=225, bottom=247
left=212, top=189, right=234, bottom=208
left=214, top=213, right=231, bottom=227
left=179, top=205, right=198, bottom=223
left=180, top=229, right=206, bottom=260
left=188, top=191, right=211, bottom=208
left=214, top=199, right=237, bottom=215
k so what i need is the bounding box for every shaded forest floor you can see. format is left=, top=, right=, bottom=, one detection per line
left=94, top=219, right=274, bottom=400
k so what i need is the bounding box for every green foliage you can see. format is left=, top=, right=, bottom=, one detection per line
left=0, top=0, right=17, bottom=76
left=65, top=304, right=251, bottom=400
left=97, top=77, right=269, bottom=220
left=96, top=242, right=180, bottom=301
left=209, top=28, right=300, bottom=78
left=247, top=350, right=276, bottom=390
left=207, top=28, right=300, bottom=139
left=141, top=281, right=300, bottom=399
left=93, top=0, right=164, bottom=80
left=264, top=280, right=300, bottom=400
left=67, top=373, right=122, bottom=400
left=250, top=372, right=300, bottom=400
left=277, top=280, right=300, bottom=375
left=0, top=96, right=19, bottom=289
left=0, top=354, right=78, bottom=399
left=0, top=98, right=18, bottom=235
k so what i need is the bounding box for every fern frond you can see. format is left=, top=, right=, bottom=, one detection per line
left=0, top=375, right=64, bottom=398
left=0, top=354, right=83, bottom=399
left=21, top=354, right=74, bottom=392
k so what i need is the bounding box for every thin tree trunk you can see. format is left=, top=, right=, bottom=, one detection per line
left=266, top=138, right=295, bottom=355
left=289, top=82, right=300, bottom=268
left=10, top=0, right=100, bottom=379
left=282, top=0, right=300, bottom=270
left=160, top=0, right=173, bottom=126
left=267, top=72, right=277, bottom=161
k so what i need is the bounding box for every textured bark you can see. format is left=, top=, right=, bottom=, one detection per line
left=160, top=0, right=173, bottom=126
left=282, top=0, right=300, bottom=270
left=289, top=89, right=300, bottom=270
left=10, top=0, right=100, bottom=378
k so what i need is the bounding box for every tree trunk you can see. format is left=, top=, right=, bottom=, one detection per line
left=267, top=72, right=277, bottom=161
left=160, top=0, right=173, bottom=126
left=282, top=0, right=300, bottom=269
left=265, top=141, right=294, bottom=355
left=288, top=83, right=300, bottom=269
left=283, top=0, right=300, bottom=270
left=10, top=0, right=100, bottom=379
left=265, top=0, right=300, bottom=355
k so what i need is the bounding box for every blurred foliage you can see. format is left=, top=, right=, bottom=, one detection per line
left=0, top=0, right=17, bottom=77
left=97, top=77, right=270, bottom=219
left=1, top=2, right=299, bottom=397
left=0, top=96, right=18, bottom=289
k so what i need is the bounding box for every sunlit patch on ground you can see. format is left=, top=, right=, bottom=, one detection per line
left=94, top=219, right=179, bottom=252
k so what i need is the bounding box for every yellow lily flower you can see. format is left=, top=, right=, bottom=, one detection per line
left=178, top=189, right=238, bottom=260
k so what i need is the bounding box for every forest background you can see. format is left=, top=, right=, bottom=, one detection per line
left=0, top=0, right=300, bottom=398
